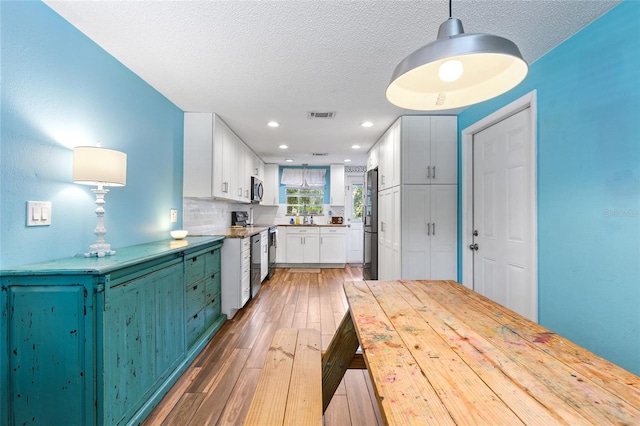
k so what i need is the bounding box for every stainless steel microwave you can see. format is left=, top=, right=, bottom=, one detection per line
left=251, top=176, right=263, bottom=203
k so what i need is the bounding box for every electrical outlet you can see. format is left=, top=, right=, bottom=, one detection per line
left=27, top=201, right=52, bottom=226
left=170, top=209, right=178, bottom=223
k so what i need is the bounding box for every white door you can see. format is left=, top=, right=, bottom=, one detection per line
left=345, top=175, right=364, bottom=263
left=472, top=108, right=536, bottom=321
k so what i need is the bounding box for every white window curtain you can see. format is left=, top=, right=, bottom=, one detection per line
left=281, top=168, right=326, bottom=188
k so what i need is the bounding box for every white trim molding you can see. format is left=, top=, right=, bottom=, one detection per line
left=460, top=90, right=538, bottom=321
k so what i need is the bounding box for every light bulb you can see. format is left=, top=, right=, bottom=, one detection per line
left=439, top=59, right=464, bottom=82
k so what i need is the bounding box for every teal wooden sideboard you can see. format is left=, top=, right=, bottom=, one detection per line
left=0, top=237, right=226, bottom=426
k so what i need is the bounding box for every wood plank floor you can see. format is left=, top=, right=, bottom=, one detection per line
left=143, top=266, right=383, bottom=426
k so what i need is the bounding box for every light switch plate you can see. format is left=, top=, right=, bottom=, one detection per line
left=27, top=201, right=52, bottom=226
left=170, top=209, right=178, bottom=223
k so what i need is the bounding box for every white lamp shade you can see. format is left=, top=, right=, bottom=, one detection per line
left=73, top=146, right=127, bottom=186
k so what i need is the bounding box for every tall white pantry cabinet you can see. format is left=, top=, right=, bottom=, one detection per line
left=371, top=115, right=458, bottom=281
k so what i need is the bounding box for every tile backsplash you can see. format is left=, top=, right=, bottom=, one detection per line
left=183, top=197, right=345, bottom=233
left=183, top=198, right=236, bottom=234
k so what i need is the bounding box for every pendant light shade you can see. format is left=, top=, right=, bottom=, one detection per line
left=386, top=17, right=528, bottom=111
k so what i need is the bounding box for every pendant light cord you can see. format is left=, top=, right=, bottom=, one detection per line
left=449, top=0, right=453, bottom=18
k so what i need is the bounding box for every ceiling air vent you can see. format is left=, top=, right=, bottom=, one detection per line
left=312, top=153, right=328, bottom=156
left=308, top=112, right=336, bottom=119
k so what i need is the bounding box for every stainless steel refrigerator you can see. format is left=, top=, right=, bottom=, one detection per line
left=363, top=168, right=378, bottom=280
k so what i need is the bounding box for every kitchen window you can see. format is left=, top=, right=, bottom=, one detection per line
left=286, top=188, right=324, bottom=215
left=281, top=167, right=326, bottom=215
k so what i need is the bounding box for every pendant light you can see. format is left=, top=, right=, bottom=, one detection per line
left=386, top=0, right=528, bottom=111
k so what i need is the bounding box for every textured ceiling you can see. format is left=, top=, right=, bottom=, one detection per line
left=44, top=0, right=620, bottom=166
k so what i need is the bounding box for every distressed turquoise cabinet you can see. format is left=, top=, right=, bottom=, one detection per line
left=0, top=237, right=225, bottom=426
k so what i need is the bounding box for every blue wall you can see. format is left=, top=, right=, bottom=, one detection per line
left=458, top=1, right=640, bottom=375
left=0, top=1, right=184, bottom=268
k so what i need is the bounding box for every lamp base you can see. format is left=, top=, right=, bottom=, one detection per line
left=84, top=185, right=117, bottom=258
left=84, top=242, right=116, bottom=258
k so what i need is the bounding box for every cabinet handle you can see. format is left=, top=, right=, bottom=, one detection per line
left=223, top=182, right=228, bottom=193
left=193, top=313, right=198, bottom=319
left=433, top=223, right=436, bottom=236
left=427, top=166, right=431, bottom=179
left=427, top=222, right=430, bottom=236
left=433, top=166, right=436, bottom=179
left=238, top=188, right=242, bottom=196
left=381, top=221, right=385, bottom=232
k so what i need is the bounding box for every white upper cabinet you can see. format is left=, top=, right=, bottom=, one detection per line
left=236, top=138, right=247, bottom=201
left=402, top=116, right=457, bottom=185
left=378, top=119, right=401, bottom=190
left=367, top=143, right=379, bottom=171
left=184, top=112, right=260, bottom=203
left=246, top=149, right=263, bottom=180
left=262, top=164, right=280, bottom=206
left=183, top=113, right=215, bottom=198
left=223, top=124, right=239, bottom=201
left=330, top=164, right=345, bottom=206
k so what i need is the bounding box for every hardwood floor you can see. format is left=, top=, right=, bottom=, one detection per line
left=143, top=266, right=383, bottom=426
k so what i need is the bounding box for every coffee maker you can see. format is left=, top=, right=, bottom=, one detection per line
left=231, top=211, right=249, bottom=227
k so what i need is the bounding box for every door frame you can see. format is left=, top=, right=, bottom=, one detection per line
left=460, top=91, right=538, bottom=316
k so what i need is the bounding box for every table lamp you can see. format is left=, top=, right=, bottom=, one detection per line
left=73, top=143, right=127, bottom=257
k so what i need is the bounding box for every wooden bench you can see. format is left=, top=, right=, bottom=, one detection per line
left=244, top=328, right=322, bottom=425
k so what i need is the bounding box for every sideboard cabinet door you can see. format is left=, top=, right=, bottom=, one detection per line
left=102, top=261, right=184, bottom=425
left=7, top=284, right=90, bottom=426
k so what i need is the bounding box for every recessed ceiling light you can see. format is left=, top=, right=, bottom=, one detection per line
left=351, top=145, right=361, bottom=149
left=285, top=158, right=293, bottom=162
left=360, top=121, right=373, bottom=128
left=344, top=159, right=352, bottom=163
left=279, top=144, right=288, bottom=149
left=267, top=121, right=280, bottom=128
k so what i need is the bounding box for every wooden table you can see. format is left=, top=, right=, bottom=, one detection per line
left=322, top=280, right=640, bottom=425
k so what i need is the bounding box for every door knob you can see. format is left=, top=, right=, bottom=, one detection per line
left=469, top=243, right=479, bottom=251
left=473, top=230, right=479, bottom=237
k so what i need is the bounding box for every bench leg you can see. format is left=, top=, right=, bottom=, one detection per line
left=321, top=311, right=360, bottom=412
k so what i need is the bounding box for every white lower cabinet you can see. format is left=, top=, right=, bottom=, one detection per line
left=320, top=227, right=346, bottom=263
left=221, top=237, right=251, bottom=319
left=378, top=186, right=401, bottom=280
left=378, top=184, right=457, bottom=281
left=401, top=185, right=457, bottom=280
left=286, top=227, right=320, bottom=263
